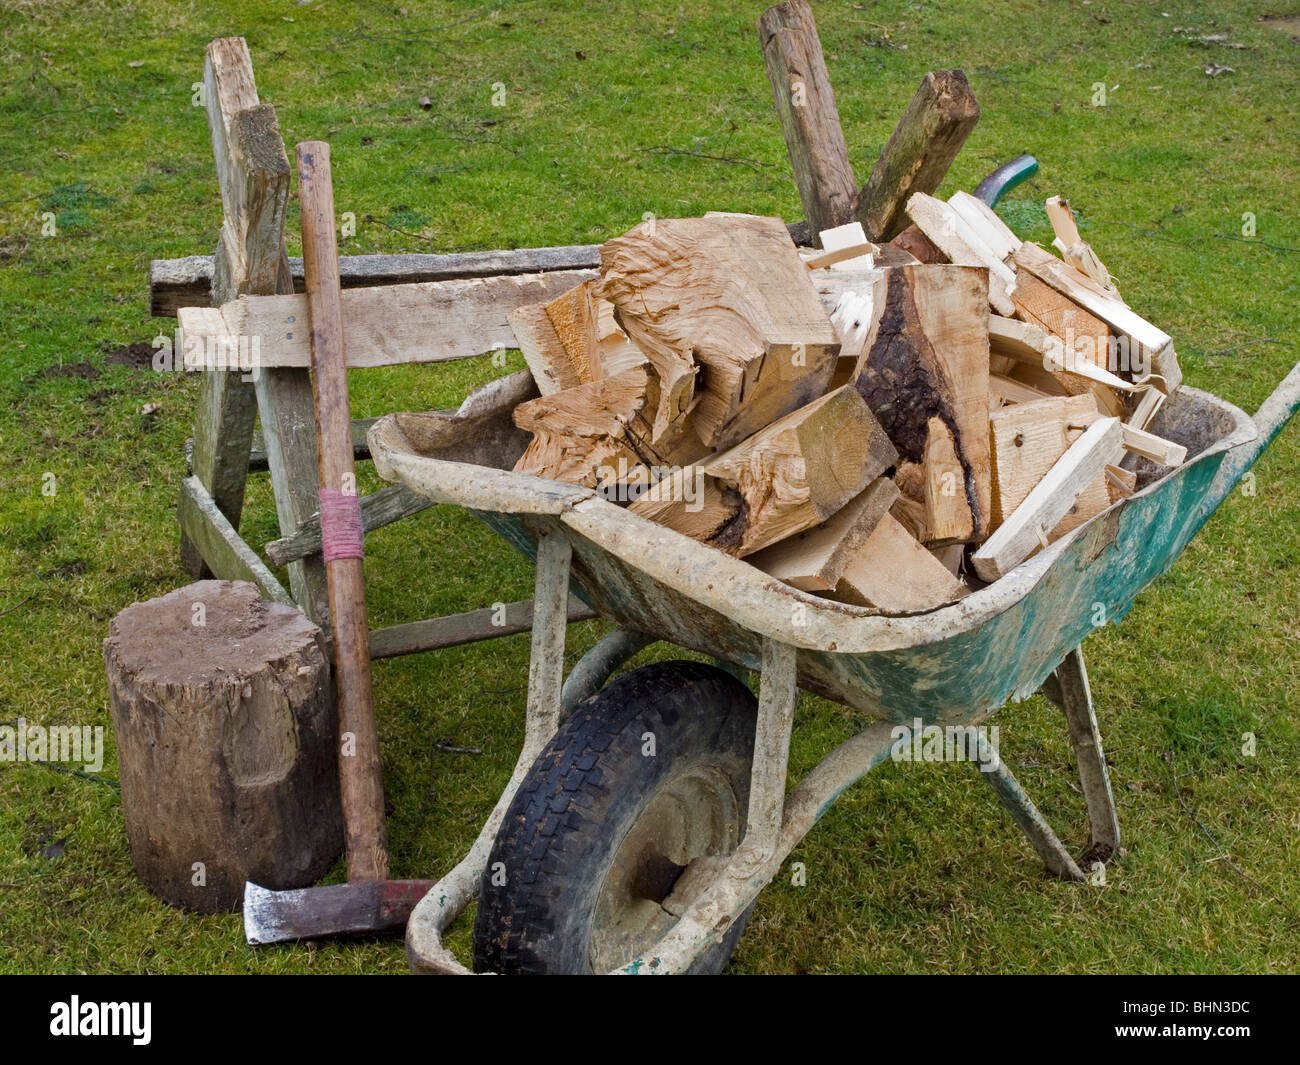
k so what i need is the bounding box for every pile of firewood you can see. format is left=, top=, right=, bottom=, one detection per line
left=504, top=192, right=1187, bottom=614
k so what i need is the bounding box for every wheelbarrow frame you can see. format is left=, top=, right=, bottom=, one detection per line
left=370, top=364, right=1300, bottom=974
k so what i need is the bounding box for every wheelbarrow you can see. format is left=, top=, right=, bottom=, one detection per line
left=367, top=359, right=1300, bottom=974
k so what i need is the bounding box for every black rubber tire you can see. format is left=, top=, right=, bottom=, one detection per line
left=473, top=660, right=758, bottom=974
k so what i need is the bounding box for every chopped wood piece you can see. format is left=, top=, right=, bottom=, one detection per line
left=1127, top=385, right=1165, bottom=431
left=513, top=368, right=705, bottom=489
left=905, top=192, right=1016, bottom=315
left=831, top=513, right=967, bottom=611
left=544, top=279, right=603, bottom=384
left=889, top=493, right=928, bottom=542
left=1044, top=195, right=1115, bottom=291
left=1009, top=270, right=1111, bottom=371
left=989, top=313, right=1128, bottom=415
left=850, top=263, right=992, bottom=542
left=990, top=372, right=1055, bottom=407
left=856, top=69, right=981, bottom=242
left=947, top=190, right=1021, bottom=260
left=972, top=417, right=1124, bottom=581
left=1013, top=242, right=1181, bottom=391
left=629, top=385, right=896, bottom=556
left=600, top=214, right=840, bottom=450
left=929, top=543, right=965, bottom=577
left=1105, top=463, right=1138, bottom=504
left=988, top=394, right=1112, bottom=539
left=750, top=477, right=898, bottom=590
left=758, top=0, right=860, bottom=239
left=805, top=221, right=877, bottom=270
left=888, top=223, right=947, bottom=264
left=1120, top=424, right=1187, bottom=467
left=509, top=303, right=580, bottom=395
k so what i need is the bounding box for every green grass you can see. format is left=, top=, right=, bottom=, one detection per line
left=1, top=0, right=1298, bottom=974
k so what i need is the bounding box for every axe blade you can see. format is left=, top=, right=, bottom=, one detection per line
left=243, top=879, right=438, bottom=945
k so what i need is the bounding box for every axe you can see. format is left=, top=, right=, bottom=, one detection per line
left=243, top=140, right=433, bottom=944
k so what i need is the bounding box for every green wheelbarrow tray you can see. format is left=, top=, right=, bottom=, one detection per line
left=367, top=362, right=1300, bottom=974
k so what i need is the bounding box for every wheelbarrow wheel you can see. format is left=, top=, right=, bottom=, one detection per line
left=473, top=660, right=758, bottom=974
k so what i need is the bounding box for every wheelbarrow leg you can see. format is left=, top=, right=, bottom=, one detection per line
left=1054, top=646, right=1121, bottom=866
left=406, top=528, right=573, bottom=973
left=975, top=733, right=1087, bottom=881
left=977, top=644, right=1121, bottom=881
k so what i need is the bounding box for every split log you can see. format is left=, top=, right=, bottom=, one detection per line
left=904, top=192, right=1016, bottom=315
left=848, top=263, right=992, bottom=542
left=599, top=214, right=840, bottom=450
left=830, top=512, right=967, bottom=611
left=758, top=0, right=859, bottom=240
left=973, top=416, right=1124, bottom=581
left=629, top=384, right=896, bottom=556
left=1013, top=241, right=1181, bottom=391
left=513, top=367, right=706, bottom=489
left=988, top=394, right=1113, bottom=539
left=749, top=476, right=898, bottom=591
left=856, top=69, right=981, bottom=242
left=104, top=580, right=343, bottom=912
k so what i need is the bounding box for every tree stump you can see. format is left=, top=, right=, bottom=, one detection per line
left=104, top=580, right=343, bottom=912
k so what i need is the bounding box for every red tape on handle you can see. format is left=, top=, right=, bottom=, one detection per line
left=320, top=489, right=363, bottom=562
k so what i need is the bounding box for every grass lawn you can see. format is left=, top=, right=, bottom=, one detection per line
left=1, top=0, right=1298, bottom=975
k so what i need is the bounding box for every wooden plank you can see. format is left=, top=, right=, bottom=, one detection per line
left=184, top=38, right=290, bottom=578
left=266, top=483, right=432, bottom=566
left=368, top=599, right=598, bottom=660
left=1009, top=270, right=1111, bottom=370
left=151, top=247, right=604, bottom=318
left=947, top=190, right=1021, bottom=260
left=599, top=214, right=839, bottom=450
left=803, top=221, right=877, bottom=270
left=177, top=476, right=293, bottom=606
left=850, top=263, right=992, bottom=543
left=630, top=384, right=896, bottom=557
left=179, top=270, right=599, bottom=371
left=1127, top=385, right=1165, bottom=432
left=855, top=69, right=980, bottom=242
left=990, top=372, right=1055, bottom=407
left=757, top=0, right=859, bottom=241
left=904, top=192, right=1015, bottom=315
left=1013, top=241, right=1181, bottom=391
left=748, top=477, right=898, bottom=590
left=1120, top=423, right=1187, bottom=467
left=988, top=394, right=1112, bottom=538
left=972, top=417, right=1124, bottom=582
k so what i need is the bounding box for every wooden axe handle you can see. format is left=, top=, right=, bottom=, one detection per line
left=297, top=140, right=389, bottom=882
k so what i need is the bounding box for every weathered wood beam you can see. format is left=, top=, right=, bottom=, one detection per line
left=368, top=599, right=598, bottom=660
left=856, top=69, right=981, bottom=242
left=177, top=475, right=294, bottom=606
left=758, top=0, right=859, bottom=241
left=179, top=270, right=599, bottom=371
left=183, top=36, right=291, bottom=578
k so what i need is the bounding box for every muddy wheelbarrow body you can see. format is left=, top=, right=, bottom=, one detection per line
left=368, top=363, right=1300, bottom=974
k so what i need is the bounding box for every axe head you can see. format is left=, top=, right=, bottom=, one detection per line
left=243, top=879, right=438, bottom=945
